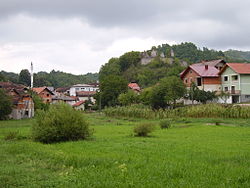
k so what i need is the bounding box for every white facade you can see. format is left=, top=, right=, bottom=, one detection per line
left=70, top=84, right=99, bottom=96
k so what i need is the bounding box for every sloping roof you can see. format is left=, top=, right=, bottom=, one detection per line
left=72, top=100, right=85, bottom=107
left=76, top=91, right=96, bottom=97
left=55, top=87, right=70, bottom=92
left=128, top=83, right=141, bottom=91
left=52, top=95, right=77, bottom=101
left=225, top=63, right=250, bottom=74
left=32, top=87, right=54, bottom=95
left=0, top=82, right=28, bottom=95
left=181, top=64, right=220, bottom=78
left=195, top=59, right=225, bottom=67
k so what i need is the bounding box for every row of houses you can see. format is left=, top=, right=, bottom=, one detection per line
left=180, top=59, right=250, bottom=103
left=1, top=81, right=141, bottom=119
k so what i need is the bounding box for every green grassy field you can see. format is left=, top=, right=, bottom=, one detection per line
left=0, top=113, right=250, bottom=188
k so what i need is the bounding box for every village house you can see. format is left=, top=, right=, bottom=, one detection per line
left=32, top=87, right=54, bottom=103
left=180, top=64, right=222, bottom=92
left=69, top=83, right=99, bottom=104
left=219, top=63, right=250, bottom=103
left=128, top=82, right=141, bottom=93
left=0, top=82, right=34, bottom=119
left=52, top=94, right=78, bottom=105
left=55, top=87, right=70, bottom=95
left=72, top=100, right=85, bottom=111
left=69, top=84, right=99, bottom=96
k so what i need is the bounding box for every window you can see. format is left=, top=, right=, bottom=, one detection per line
left=224, top=76, right=228, bottom=82
left=185, top=78, right=188, bottom=84
left=224, top=87, right=228, bottom=92
left=245, top=95, right=250, bottom=98
left=197, top=78, right=202, bottom=86
left=232, top=75, right=238, bottom=81
left=47, top=94, right=50, bottom=97
left=190, top=78, right=193, bottom=83
left=190, top=70, right=192, bottom=74
left=231, top=86, right=236, bottom=94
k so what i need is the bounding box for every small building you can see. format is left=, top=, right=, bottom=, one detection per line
left=69, top=84, right=99, bottom=97
left=219, top=63, right=250, bottom=103
left=128, top=83, right=141, bottom=93
left=180, top=64, right=221, bottom=92
left=52, top=94, right=78, bottom=105
left=0, top=82, right=34, bottom=119
left=72, top=100, right=85, bottom=111
left=55, top=87, right=70, bottom=95
left=32, top=87, right=54, bottom=103
left=76, top=91, right=96, bottom=103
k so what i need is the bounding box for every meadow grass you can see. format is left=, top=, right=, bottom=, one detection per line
left=0, top=113, right=250, bottom=187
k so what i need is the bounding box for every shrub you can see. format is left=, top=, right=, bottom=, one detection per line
left=134, top=123, right=155, bottom=137
left=32, top=103, right=92, bottom=143
left=159, top=119, right=172, bottom=129
left=4, top=131, right=19, bottom=140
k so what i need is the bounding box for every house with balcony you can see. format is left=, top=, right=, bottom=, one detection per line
left=219, top=63, right=250, bottom=103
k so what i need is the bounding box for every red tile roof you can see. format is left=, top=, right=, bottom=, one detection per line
left=72, top=100, right=85, bottom=107
left=180, top=64, right=219, bottom=78
left=128, top=83, right=141, bottom=91
left=32, top=87, right=54, bottom=95
left=226, top=63, right=250, bottom=74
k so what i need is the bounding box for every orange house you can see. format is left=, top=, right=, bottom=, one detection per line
left=180, top=64, right=221, bottom=92
left=32, top=87, right=54, bottom=103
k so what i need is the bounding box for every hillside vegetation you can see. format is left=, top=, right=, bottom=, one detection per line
left=224, top=49, right=250, bottom=62
left=0, top=70, right=98, bottom=88
left=99, top=42, right=226, bottom=88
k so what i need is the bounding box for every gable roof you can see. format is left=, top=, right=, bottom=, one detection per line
left=180, top=64, right=220, bottom=79
left=72, top=100, right=85, bottom=107
left=219, top=63, right=250, bottom=74
left=32, top=87, right=54, bottom=95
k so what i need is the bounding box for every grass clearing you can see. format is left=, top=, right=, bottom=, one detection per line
left=0, top=113, right=250, bottom=187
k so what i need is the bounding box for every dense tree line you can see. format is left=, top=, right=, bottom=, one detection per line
left=0, top=70, right=98, bottom=88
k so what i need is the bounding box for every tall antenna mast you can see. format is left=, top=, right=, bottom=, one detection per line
left=31, top=62, right=33, bottom=88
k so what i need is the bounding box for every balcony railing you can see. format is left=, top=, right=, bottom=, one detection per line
left=226, top=90, right=241, bottom=95
left=217, top=90, right=241, bottom=95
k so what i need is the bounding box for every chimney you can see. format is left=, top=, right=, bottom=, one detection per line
left=205, top=65, right=208, bottom=70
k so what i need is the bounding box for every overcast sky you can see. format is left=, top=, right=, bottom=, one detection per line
left=0, top=0, right=250, bottom=74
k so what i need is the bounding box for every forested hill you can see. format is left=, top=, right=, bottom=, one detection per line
left=0, top=70, right=98, bottom=88
left=99, top=42, right=228, bottom=88
left=224, top=50, right=250, bottom=62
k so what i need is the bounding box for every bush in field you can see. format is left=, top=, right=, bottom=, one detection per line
left=134, top=123, right=155, bottom=137
left=32, top=103, right=92, bottom=143
left=159, top=119, right=172, bottom=129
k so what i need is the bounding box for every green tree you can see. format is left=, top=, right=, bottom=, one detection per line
left=99, top=75, right=128, bottom=107
left=150, top=76, right=185, bottom=109
left=119, top=51, right=141, bottom=72
left=118, top=90, right=139, bottom=106
left=0, top=73, right=6, bottom=81
left=0, top=89, right=12, bottom=120
left=19, top=69, right=31, bottom=86
left=99, top=58, right=121, bottom=82
left=187, top=83, right=217, bottom=104
left=139, top=87, right=153, bottom=106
